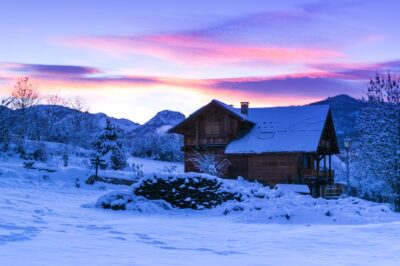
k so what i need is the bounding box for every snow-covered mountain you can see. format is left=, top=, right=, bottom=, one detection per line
left=310, top=94, right=365, bottom=148
left=129, top=110, right=185, bottom=136
left=125, top=110, right=185, bottom=161
left=15, top=105, right=140, bottom=132
left=93, top=112, right=140, bottom=132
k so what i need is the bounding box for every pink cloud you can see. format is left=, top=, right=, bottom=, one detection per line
left=359, top=34, right=386, bottom=43
left=6, top=58, right=396, bottom=105
left=54, top=34, right=342, bottom=66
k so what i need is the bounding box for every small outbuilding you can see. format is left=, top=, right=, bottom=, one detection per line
left=169, top=99, right=340, bottom=197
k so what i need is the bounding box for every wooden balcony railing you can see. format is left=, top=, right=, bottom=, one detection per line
left=301, top=168, right=334, bottom=182
left=185, top=134, right=231, bottom=146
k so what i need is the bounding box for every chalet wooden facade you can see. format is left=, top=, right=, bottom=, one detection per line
left=169, top=100, right=340, bottom=197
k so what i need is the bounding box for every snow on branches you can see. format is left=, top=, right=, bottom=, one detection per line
left=353, top=72, right=400, bottom=211
left=187, top=150, right=231, bottom=178
left=92, top=118, right=127, bottom=170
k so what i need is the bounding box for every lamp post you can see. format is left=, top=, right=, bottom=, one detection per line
left=344, top=138, right=352, bottom=195
left=396, top=150, right=400, bottom=212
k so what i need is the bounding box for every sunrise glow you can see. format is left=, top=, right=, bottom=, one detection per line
left=1, top=0, right=399, bottom=122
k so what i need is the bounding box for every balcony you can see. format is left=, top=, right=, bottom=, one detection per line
left=301, top=168, right=334, bottom=184
left=185, top=134, right=231, bottom=146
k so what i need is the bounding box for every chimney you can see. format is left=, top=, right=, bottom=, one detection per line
left=240, top=102, right=249, bottom=115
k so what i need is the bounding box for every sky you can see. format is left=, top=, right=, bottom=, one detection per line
left=1, top=0, right=400, bottom=123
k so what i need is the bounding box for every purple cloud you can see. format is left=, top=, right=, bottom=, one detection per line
left=69, top=75, right=164, bottom=85
left=212, top=76, right=364, bottom=98
left=177, top=8, right=365, bottom=49
left=209, top=59, right=400, bottom=99
left=2, top=62, right=101, bottom=76
left=311, top=60, right=400, bottom=80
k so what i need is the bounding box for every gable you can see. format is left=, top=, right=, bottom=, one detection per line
left=317, top=110, right=340, bottom=154
left=169, top=99, right=254, bottom=135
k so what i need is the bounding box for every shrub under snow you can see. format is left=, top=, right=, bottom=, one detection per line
left=96, top=173, right=242, bottom=210
left=132, top=173, right=242, bottom=209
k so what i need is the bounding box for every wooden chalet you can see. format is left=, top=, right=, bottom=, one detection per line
left=169, top=100, right=340, bottom=197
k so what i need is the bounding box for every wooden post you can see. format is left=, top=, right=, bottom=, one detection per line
left=95, top=156, right=99, bottom=177
left=323, top=154, right=327, bottom=178
left=224, top=114, right=228, bottom=132
left=90, top=156, right=106, bottom=179
left=328, top=154, right=332, bottom=182
left=195, top=118, right=199, bottom=149
left=224, top=115, right=228, bottom=143
left=314, top=154, right=320, bottom=198
left=314, top=182, right=320, bottom=198
left=320, top=185, right=325, bottom=198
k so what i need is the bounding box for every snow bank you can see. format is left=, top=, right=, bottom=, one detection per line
left=96, top=191, right=173, bottom=213
left=2, top=156, right=396, bottom=225
left=220, top=178, right=395, bottom=224
left=97, top=176, right=398, bottom=224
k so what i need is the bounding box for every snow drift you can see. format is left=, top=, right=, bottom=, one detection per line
left=96, top=174, right=398, bottom=224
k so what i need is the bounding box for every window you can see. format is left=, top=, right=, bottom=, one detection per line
left=303, top=155, right=312, bottom=169
left=205, top=122, right=221, bottom=134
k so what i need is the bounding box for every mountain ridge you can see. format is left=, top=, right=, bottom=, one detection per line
left=3, top=95, right=361, bottom=149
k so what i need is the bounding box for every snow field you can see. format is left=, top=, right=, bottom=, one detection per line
left=0, top=157, right=399, bottom=266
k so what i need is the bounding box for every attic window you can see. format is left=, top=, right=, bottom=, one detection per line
left=205, top=121, right=221, bottom=134
left=210, top=110, right=221, bottom=122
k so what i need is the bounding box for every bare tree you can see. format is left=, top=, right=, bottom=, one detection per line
left=67, top=96, right=96, bottom=147
left=187, top=150, right=231, bottom=177
left=8, top=77, right=40, bottom=139
left=44, top=93, right=69, bottom=107
left=11, top=77, right=40, bottom=110
left=68, top=96, right=89, bottom=112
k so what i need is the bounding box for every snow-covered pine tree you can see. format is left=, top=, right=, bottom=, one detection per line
left=92, top=118, right=127, bottom=170
left=110, top=148, right=128, bottom=170
left=353, top=73, right=400, bottom=211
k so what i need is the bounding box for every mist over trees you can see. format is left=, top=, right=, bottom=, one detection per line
left=0, top=77, right=99, bottom=161
left=129, top=133, right=183, bottom=162
left=0, top=76, right=183, bottom=164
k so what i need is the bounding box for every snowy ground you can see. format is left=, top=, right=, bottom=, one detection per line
left=1, top=157, right=400, bottom=266
left=127, top=156, right=183, bottom=173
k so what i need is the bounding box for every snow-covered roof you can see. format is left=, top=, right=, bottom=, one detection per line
left=225, top=104, right=330, bottom=154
